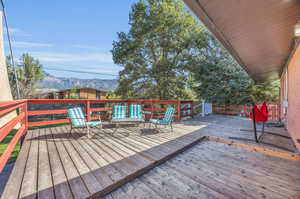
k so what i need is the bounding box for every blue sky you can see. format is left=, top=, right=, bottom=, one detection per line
left=4, top=0, right=138, bottom=79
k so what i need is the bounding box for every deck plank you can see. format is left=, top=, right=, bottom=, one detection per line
left=57, top=127, right=103, bottom=196
left=61, top=126, right=114, bottom=193
left=194, top=142, right=300, bottom=190
left=19, top=129, right=39, bottom=199
left=46, top=127, right=73, bottom=199
left=37, top=128, right=55, bottom=199
left=112, top=178, right=164, bottom=199
left=50, top=127, right=90, bottom=199
left=166, top=142, right=297, bottom=198
left=155, top=166, right=229, bottom=199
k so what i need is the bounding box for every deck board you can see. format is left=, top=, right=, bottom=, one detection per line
left=37, top=128, right=55, bottom=199
left=46, top=128, right=73, bottom=199
left=50, top=127, right=90, bottom=199
left=2, top=116, right=300, bottom=199
left=19, top=129, right=39, bottom=199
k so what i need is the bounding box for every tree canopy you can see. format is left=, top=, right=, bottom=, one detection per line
left=189, top=33, right=279, bottom=105
left=112, top=0, right=206, bottom=100
left=112, top=0, right=279, bottom=104
left=7, top=53, right=44, bottom=99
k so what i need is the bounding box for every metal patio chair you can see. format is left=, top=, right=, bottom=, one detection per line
left=67, top=107, right=102, bottom=138
left=111, top=104, right=145, bottom=133
left=149, top=107, right=175, bottom=132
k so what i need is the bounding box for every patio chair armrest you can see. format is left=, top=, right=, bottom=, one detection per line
left=142, top=111, right=154, bottom=120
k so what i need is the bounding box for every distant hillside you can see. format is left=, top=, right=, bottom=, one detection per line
left=40, top=73, right=118, bottom=91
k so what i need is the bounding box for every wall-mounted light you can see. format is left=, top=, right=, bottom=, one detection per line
left=294, top=21, right=300, bottom=37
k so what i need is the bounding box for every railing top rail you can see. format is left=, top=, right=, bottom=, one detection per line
left=0, top=99, right=27, bottom=108
left=27, top=99, right=191, bottom=104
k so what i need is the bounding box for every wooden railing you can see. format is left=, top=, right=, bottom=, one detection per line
left=0, top=100, right=27, bottom=172
left=0, top=99, right=193, bottom=172
left=27, top=99, right=193, bottom=127
left=212, top=102, right=281, bottom=121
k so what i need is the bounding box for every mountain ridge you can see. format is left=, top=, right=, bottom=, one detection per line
left=40, top=73, right=118, bottom=91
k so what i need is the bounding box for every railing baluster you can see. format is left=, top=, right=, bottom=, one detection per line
left=86, top=100, right=91, bottom=121
left=177, top=100, right=181, bottom=120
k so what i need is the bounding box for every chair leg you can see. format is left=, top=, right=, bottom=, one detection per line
left=87, top=127, right=91, bottom=138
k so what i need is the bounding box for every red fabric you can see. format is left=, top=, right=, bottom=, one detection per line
left=250, top=102, right=269, bottom=122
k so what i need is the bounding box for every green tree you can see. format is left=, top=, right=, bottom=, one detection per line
left=7, top=53, right=44, bottom=99
left=111, top=0, right=206, bottom=100
left=190, top=33, right=279, bottom=105
left=68, top=85, right=82, bottom=99
left=106, top=91, right=121, bottom=99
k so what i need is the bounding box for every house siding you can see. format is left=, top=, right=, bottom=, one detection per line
left=283, top=43, right=300, bottom=151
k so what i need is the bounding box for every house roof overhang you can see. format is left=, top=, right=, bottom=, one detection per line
left=183, top=0, right=300, bottom=82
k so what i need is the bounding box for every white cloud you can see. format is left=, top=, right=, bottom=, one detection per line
left=8, top=27, right=20, bottom=33
left=71, top=44, right=102, bottom=50
left=29, top=51, right=113, bottom=64
left=12, top=41, right=54, bottom=48
left=5, top=27, right=32, bottom=37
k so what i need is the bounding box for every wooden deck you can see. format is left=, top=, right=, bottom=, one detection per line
left=2, top=115, right=300, bottom=199
left=105, top=140, right=300, bottom=199
left=184, top=115, right=298, bottom=153
left=1, top=122, right=204, bottom=199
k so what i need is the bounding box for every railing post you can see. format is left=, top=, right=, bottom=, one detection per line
left=86, top=100, right=91, bottom=121
left=177, top=100, right=181, bottom=120
left=127, top=100, right=130, bottom=118
left=277, top=102, right=281, bottom=122
left=190, top=101, right=193, bottom=118
left=24, top=101, right=28, bottom=132
left=20, top=101, right=28, bottom=147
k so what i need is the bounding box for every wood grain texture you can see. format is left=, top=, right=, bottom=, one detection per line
left=2, top=122, right=203, bottom=198
left=106, top=141, right=300, bottom=199
left=3, top=115, right=299, bottom=199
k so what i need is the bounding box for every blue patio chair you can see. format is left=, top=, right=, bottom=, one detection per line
left=149, top=107, right=175, bottom=132
left=111, top=104, right=145, bottom=122
left=111, top=105, right=128, bottom=122
left=129, top=104, right=145, bottom=122
left=67, top=107, right=102, bottom=138
left=111, top=104, right=145, bottom=133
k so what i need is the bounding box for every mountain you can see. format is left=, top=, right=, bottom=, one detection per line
left=40, top=73, right=118, bottom=91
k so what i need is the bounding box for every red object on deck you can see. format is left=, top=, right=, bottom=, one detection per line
left=250, top=102, right=269, bottom=122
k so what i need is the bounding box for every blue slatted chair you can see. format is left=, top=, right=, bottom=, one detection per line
left=111, top=104, right=145, bottom=133
left=111, top=105, right=128, bottom=122
left=67, top=107, right=102, bottom=138
left=149, top=107, right=175, bottom=132
left=129, top=104, right=144, bottom=122
left=111, top=104, right=145, bottom=122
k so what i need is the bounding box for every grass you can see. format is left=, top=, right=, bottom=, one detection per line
left=0, top=129, right=20, bottom=163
